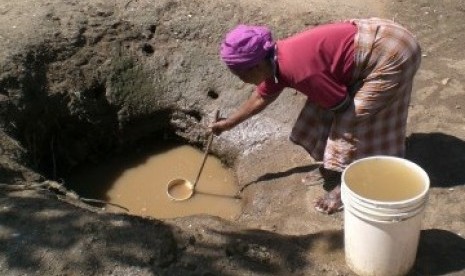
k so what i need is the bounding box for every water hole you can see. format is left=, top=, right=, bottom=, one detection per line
left=65, top=142, right=242, bottom=220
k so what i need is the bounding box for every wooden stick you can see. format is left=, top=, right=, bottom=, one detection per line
left=192, top=109, right=219, bottom=191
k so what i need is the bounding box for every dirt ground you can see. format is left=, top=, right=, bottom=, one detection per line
left=1, top=0, right=465, bottom=275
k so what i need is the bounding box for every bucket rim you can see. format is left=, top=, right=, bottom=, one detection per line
left=341, top=155, right=430, bottom=205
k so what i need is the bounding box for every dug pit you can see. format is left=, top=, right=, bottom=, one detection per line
left=64, top=142, right=242, bottom=220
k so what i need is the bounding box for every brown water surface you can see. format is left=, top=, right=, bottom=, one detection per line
left=66, top=144, right=242, bottom=220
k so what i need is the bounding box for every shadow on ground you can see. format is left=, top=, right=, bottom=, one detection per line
left=239, top=164, right=321, bottom=193
left=2, top=186, right=465, bottom=275
left=0, top=189, right=343, bottom=275
left=406, top=132, right=465, bottom=187
left=0, top=191, right=176, bottom=275
left=412, top=229, right=465, bottom=275
left=208, top=228, right=343, bottom=274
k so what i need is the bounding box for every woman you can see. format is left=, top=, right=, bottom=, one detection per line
left=210, top=18, right=421, bottom=214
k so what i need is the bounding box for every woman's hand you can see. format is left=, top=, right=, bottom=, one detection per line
left=208, top=91, right=277, bottom=136
left=209, top=118, right=231, bottom=135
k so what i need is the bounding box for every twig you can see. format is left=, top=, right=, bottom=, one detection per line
left=124, top=0, right=134, bottom=9
left=0, top=181, right=129, bottom=213
left=0, top=183, right=48, bottom=190
left=80, top=198, right=129, bottom=212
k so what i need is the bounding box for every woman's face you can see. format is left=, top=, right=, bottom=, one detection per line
left=231, top=60, right=272, bottom=85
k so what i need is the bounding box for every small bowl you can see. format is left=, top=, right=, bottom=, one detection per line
left=166, top=178, right=194, bottom=201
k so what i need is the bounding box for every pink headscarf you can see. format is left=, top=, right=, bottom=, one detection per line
left=220, top=25, right=275, bottom=71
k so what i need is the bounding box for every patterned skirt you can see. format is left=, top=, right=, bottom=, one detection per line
left=290, top=18, right=422, bottom=172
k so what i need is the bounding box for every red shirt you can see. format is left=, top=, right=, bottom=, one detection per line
left=257, top=22, right=357, bottom=109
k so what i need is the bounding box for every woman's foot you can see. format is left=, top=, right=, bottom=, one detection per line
left=314, top=184, right=343, bottom=214
left=303, top=166, right=343, bottom=214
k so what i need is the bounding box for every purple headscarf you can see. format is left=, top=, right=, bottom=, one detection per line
left=220, top=25, right=275, bottom=71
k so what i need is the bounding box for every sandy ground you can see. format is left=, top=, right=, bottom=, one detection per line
left=1, top=0, right=465, bottom=275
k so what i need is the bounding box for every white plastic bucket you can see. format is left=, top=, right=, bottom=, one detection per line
left=341, top=156, right=430, bottom=276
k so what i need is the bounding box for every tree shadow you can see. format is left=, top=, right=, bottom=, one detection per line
left=0, top=189, right=345, bottom=275
left=206, top=228, right=343, bottom=274
left=411, top=229, right=465, bottom=275
left=3, top=189, right=465, bottom=275
left=406, top=132, right=465, bottom=187
left=0, top=191, right=175, bottom=274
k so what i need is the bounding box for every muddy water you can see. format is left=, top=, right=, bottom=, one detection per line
left=65, top=144, right=241, bottom=220
left=344, top=159, right=426, bottom=201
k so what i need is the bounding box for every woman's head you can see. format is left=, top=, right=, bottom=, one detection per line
left=220, top=25, right=275, bottom=85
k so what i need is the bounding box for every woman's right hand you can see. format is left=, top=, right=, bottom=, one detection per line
left=208, top=91, right=275, bottom=136
left=209, top=118, right=232, bottom=136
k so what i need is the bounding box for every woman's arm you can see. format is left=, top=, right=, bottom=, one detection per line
left=210, top=91, right=277, bottom=135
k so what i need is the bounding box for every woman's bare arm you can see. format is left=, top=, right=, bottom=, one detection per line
left=210, top=91, right=277, bottom=135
